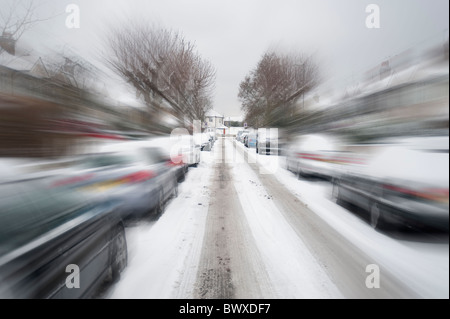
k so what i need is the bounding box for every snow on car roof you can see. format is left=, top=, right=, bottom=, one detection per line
left=367, top=136, right=449, bottom=186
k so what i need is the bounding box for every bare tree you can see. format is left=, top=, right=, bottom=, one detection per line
left=105, top=22, right=216, bottom=128
left=45, top=54, right=101, bottom=92
left=0, top=0, right=50, bottom=54
left=238, top=51, right=319, bottom=127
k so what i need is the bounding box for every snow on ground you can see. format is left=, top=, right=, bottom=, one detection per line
left=106, top=137, right=447, bottom=299
left=107, top=150, right=216, bottom=299
left=225, top=139, right=343, bottom=298
left=234, top=140, right=449, bottom=299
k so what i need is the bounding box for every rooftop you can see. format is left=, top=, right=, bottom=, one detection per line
left=205, top=110, right=224, bottom=118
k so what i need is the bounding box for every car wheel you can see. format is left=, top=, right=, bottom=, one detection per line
left=297, top=163, right=309, bottom=179
left=178, top=168, right=186, bottom=183
left=370, top=202, right=387, bottom=231
left=111, top=224, right=127, bottom=282
left=332, top=179, right=343, bottom=205
left=296, top=163, right=302, bottom=179
left=155, top=189, right=164, bottom=216
left=172, top=178, right=179, bottom=198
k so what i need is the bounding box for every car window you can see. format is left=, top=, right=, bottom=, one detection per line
left=0, top=179, right=87, bottom=257
left=78, top=153, right=137, bottom=169
left=0, top=182, right=38, bottom=257
left=138, top=147, right=168, bottom=164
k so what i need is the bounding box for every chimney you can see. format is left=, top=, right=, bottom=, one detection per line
left=0, top=32, right=16, bottom=55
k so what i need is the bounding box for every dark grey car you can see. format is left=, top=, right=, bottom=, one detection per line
left=0, top=177, right=127, bottom=299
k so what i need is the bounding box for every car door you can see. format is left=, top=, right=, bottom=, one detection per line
left=47, top=204, right=115, bottom=299
left=0, top=179, right=115, bottom=299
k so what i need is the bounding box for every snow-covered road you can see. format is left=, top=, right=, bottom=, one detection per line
left=103, top=137, right=448, bottom=299
left=235, top=139, right=448, bottom=298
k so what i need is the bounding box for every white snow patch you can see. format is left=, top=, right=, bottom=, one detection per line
left=227, top=139, right=343, bottom=298
left=108, top=150, right=215, bottom=299
left=235, top=140, right=449, bottom=299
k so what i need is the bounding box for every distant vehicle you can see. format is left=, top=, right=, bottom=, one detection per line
left=332, top=136, right=449, bottom=231
left=237, top=130, right=249, bottom=143
left=256, top=128, right=279, bottom=155
left=145, top=134, right=200, bottom=170
left=240, top=132, right=249, bottom=144
left=285, top=134, right=350, bottom=179
left=145, top=136, right=188, bottom=182
left=246, top=131, right=258, bottom=148
left=0, top=177, right=127, bottom=299
left=178, top=135, right=201, bottom=167
left=195, top=132, right=214, bottom=151
left=236, top=130, right=247, bottom=142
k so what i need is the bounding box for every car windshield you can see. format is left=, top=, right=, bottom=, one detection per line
left=76, top=153, right=137, bottom=169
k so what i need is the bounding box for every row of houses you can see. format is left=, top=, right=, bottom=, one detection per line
left=0, top=36, right=151, bottom=157
left=287, top=39, right=449, bottom=140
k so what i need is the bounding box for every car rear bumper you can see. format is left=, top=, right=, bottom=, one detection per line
left=110, top=184, right=160, bottom=218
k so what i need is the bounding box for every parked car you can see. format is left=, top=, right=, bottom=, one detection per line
left=0, top=177, right=127, bottom=298
left=240, top=132, right=249, bottom=144
left=285, top=134, right=349, bottom=179
left=195, top=132, right=214, bottom=151
left=177, top=135, right=201, bottom=167
left=236, top=130, right=248, bottom=142
left=54, top=142, right=179, bottom=219
left=244, top=131, right=257, bottom=148
left=256, top=128, right=279, bottom=155
left=144, top=136, right=188, bottom=182
left=332, top=136, right=449, bottom=231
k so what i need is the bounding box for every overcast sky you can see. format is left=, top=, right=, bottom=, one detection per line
left=14, top=0, right=450, bottom=117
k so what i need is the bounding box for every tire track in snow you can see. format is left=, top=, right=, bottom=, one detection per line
left=194, top=138, right=275, bottom=299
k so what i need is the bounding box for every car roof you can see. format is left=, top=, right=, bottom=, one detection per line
left=365, top=136, right=449, bottom=185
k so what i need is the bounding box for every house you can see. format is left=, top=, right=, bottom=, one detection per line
left=0, top=34, right=50, bottom=79
left=0, top=38, right=132, bottom=157
left=204, top=110, right=224, bottom=129
left=224, top=115, right=244, bottom=127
